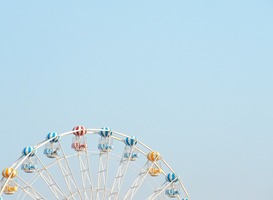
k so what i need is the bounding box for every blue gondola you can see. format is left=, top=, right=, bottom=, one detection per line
left=44, top=148, right=60, bottom=158
left=165, top=189, right=180, bottom=198
left=22, top=146, right=37, bottom=157
left=124, top=136, right=138, bottom=146
left=123, top=152, right=139, bottom=160
left=98, top=143, right=113, bottom=152
left=46, top=132, right=60, bottom=143
left=99, top=127, right=112, bottom=137
left=166, top=173, right=179, bottom=183
left=21, top=163, right=37, bottom=173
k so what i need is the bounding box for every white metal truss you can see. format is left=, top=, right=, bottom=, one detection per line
left=77, top=150, right=94, bottom=200
left=57, top=143, right=83, bottom=200
left=108, top=146, right=135, bottom=200
left=146, top=181, right=174, bottom=200
left=96, top=150, right=110, bottom=200
left=123, top=160, right=150, bottom=200
left=123, top=156, right=166, bottom=200
left=35, top=155, right=69, bottom=199
left=15, top=176, right=46, bottom=200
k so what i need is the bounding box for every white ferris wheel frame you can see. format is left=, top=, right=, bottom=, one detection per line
left=0, top=128, right=190, bottom=200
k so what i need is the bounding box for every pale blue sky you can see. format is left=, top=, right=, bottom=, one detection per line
left=0, top=1, right=273, bottom=199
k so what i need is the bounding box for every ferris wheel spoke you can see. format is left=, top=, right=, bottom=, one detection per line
left=76, top=151, right=94, bottom=200
left=16, top=175, right=46, bottom=199
left=109, top=146, right=135, bottom=200
left=16, top=168, right=45, bottom=200
left=84, top=149, right=95, bottom=199
left=146, top=181, right=173, bottom=200
left=35, top=155, right=69, bottom=199
left=122, top=161, right=149, bottom=200
left=77, top=153, right=90, bottom=200
left=57, top=143, right=84, bottom=200
left=95, top=151, right=110, bottom=200
left=123, top=160, right=158, bottom=200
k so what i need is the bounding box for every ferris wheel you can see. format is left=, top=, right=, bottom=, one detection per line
left=0, top=126, right=190, bottom=200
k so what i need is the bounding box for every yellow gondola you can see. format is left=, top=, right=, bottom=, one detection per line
left=2, top=168, right=17, bottom=179
left=3, top=185, right=18, bottom=194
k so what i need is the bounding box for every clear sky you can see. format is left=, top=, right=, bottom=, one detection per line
left=0, top=1, right=273, bottom=199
